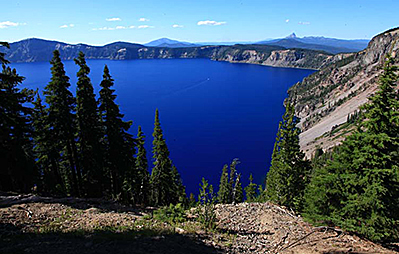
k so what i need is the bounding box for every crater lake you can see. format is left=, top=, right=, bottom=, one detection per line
left=11, top=58, right=314, bottom=195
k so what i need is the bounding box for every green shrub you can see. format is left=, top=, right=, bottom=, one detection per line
left=153, top=203, right=186, bottom=224
left=196, top=178, right=217, bottom=231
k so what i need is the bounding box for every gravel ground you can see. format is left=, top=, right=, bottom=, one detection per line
left=0, top=195, right=397, bottom=254
left=214, top=203, right=397, bottom=253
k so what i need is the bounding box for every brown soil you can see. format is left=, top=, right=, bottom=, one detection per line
left=1, top=194, right=397, bottom=254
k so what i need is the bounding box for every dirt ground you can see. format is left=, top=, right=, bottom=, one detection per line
left=1, top=194, right=397, bottom=254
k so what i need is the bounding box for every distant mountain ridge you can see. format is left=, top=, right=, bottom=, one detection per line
left=256, top=34, right=369, bottom=54
left=286, top=33, right=297, bottom=39
left=144, top=35, right=369, bottom=53
left=144, top=38, right=198, bottom=48
left=2, top=38, right=342, bottom=70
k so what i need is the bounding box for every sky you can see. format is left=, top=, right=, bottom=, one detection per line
left=1, top=0, right=398, bottom=45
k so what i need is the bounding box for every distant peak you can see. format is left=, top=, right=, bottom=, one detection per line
left=286, top=33, right=297, bottom=39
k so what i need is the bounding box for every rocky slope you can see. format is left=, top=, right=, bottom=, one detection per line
left=288, top=27, right=399, bottom=157
left=1, top=195, right=396, bottom=253
left=3, top=38, right=336, bottom=69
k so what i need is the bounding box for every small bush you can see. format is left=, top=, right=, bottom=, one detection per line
left=153, top=203, right=186, bottom=224
left=196, top=178, right=217, bottom=231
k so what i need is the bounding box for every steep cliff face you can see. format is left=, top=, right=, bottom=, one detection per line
left=288, top=27, right=399, bottom=157
left=3, top=39, right=334, bottom=70
left=209, top=45, right=336, bottom=69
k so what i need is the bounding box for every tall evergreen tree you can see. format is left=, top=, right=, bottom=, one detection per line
left=304, top=57, right=399, bottom=241
left=44, top=50, right=81, bottom=196
left=265, top=103, right=310, bottom=210
left=150, top=109, right=184, bottom=206
left=229, top=159, right=238, bottom=203
left=32, top=92, right=65, bottom=194
left=136, top=126, right=150, bottom=205
left=217, top=159, right=243, bottom=204
left=244, top=174, right=257, bottom=202
left=171, top=165, right=187, bottom=204
left=74, top=52, right=104, bottom=196
left=233, top=173, right=243, bottom=203
left=0, top=42, right=37, bottom=192
left=217, top=164, right=230, bottom=203
left=98, top=65, right=136, bottom=199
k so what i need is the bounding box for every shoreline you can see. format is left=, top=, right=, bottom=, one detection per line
left=10, top=57, right=321, bottom=71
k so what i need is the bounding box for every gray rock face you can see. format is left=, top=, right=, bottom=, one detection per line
left=288, top=27, right=399, bottom=157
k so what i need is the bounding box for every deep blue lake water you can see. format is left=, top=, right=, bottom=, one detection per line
left=11, top=59, right=314, bottom=196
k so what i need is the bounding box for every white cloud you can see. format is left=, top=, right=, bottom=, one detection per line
left=106, top=17, right=121, bottom=22
left=285, top=19, right=290, bottom=23
left=0, top=21, right=21, bottom=29
left=60, top=24, right=74, bottom=28
left=92, top=26, right=114, bottom=31
left=172, top=24, right=183, bottom=28
left=298, top=21, right=310, bottom=25
left=139, top=18, right=149, bottom=22
left=197, top=20, right=226, bottom=26
left=138, top=25, right=154, bottom=29
left=93, top=25, right=135, bottom=31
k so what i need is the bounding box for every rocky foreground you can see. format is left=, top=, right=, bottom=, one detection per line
left=0, top=194, right=397, bottom=254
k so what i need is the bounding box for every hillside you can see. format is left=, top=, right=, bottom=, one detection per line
left=1, top=194, right=396, bottom=254
left=257, top=34, right=369, bottom=54
left=288, top=27, right=399, bottom=157
left=3, top=38, right=338, bottom=70
left=144, top=38, right=198, bottom=48
left=261, top=38, right=358, bottom=54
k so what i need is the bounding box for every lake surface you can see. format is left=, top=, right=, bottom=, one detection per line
left=11, top=59, right=314, bottom=196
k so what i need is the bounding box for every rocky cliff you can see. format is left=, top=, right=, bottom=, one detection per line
left=288, top=27, right=399, bottom=157
left=3, top=39, right=335, bottom=70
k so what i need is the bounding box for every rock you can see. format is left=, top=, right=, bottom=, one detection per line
left=175, top=227, right=185, bottom=234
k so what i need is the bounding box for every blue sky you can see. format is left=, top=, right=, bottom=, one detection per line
left=1, top=0, right=398, bottom=45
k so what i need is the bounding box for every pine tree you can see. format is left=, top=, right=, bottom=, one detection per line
left=150, top=109, right=184, bottom=206
left=217, top=164, right=230, bottom=203
left=0, top=42, right=8, bottom=64
left=136, top=126, right=150, bottom=205
left=44, top=50, right=81, bottom=196
left=98, top=65, right=136, bottom=200
left=233, top=173, right=243, bottom=203
left=74, top=51, right=104, bottom=196
left=245, top=174, right=257, bottom=202
left=265, top=103, right=310, bottom=210
left=229, top=159, right=239, bottom=203
left=304, top=56, right=399, bottom=241
left=0, top=42, right=37, bottom=192
left=32, top=91, right=65, bottom=194
left=171, top=165, right=187, bottom=204
left=189, top=193, right=196, bottom=207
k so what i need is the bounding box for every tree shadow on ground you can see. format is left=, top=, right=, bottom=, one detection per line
left=0, top=223, right=223, bottom=254
left=0, top=192, right=152, bottom=215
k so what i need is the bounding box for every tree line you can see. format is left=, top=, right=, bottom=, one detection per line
left=262, top=56, right=399, bottom=242
left=0, top=43, right=185, bottom=206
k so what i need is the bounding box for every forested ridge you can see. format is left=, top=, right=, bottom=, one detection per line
left=2, top=38, right=334, bottom=70
left=1, top=39, right=399, bottom=246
